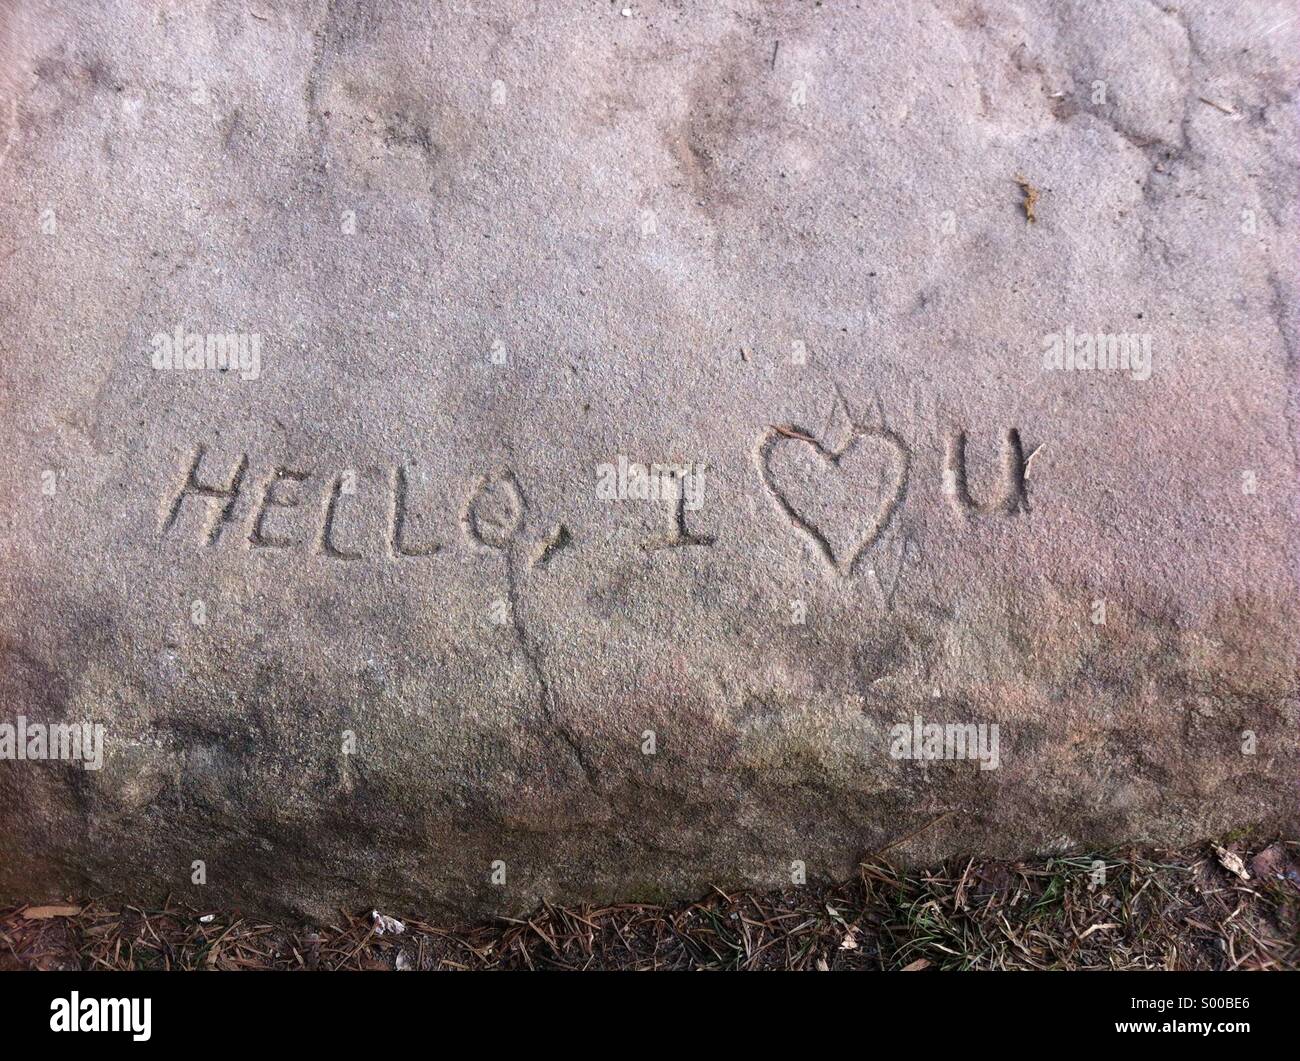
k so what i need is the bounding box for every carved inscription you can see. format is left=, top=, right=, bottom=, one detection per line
left=641, top=469, right=716, bottom=551
left=943, top=428, right=1034, bottom=516
left=320, top=474, right=359, bottom=560
left=250, top=467, right=310, bottom=548
left=531, top=524, right=573, bottom=568
left=161, top=446, right=249, bottom=545
left=391, top=466, right=439, bottom=557
left=461, top=470, right=524, bottom=550
left=159, top=417, right=1040, bottom=578
left=758, top=422, right=911, bottom=579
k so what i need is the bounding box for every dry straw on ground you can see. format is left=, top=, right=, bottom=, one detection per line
left=4, top=841, right=1296, bottom=972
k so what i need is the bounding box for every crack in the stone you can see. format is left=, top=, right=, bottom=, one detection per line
left=504, top=551, right=600, bottom=793
left=302, top=0, right=338, bottom=184
left=1265, top=268, right=1300, bottom=488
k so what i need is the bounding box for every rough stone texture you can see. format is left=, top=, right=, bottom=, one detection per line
left=0, top=1, right=1296, bottom=920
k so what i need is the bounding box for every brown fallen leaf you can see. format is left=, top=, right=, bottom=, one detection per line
left=901, top=957, right=931, bottom=971
left=1215, top=845, right=1251, bottom=881
left=1014, top=175, right=1039, bottom=224
left=23, top=904, right=82, bottom=919
left=1248, top=843, right=1299, bottom=889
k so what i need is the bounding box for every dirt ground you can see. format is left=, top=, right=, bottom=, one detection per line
left=4, top=839, right=1296, bottom=971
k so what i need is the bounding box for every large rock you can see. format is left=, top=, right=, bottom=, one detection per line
left=0, top=0, right=1296, bottom=919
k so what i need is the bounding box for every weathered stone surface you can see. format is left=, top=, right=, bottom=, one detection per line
left=0, top=1, right=1296, bottom=919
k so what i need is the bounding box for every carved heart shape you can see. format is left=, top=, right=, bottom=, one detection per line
left=758, top=425, right=910, bottom=577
